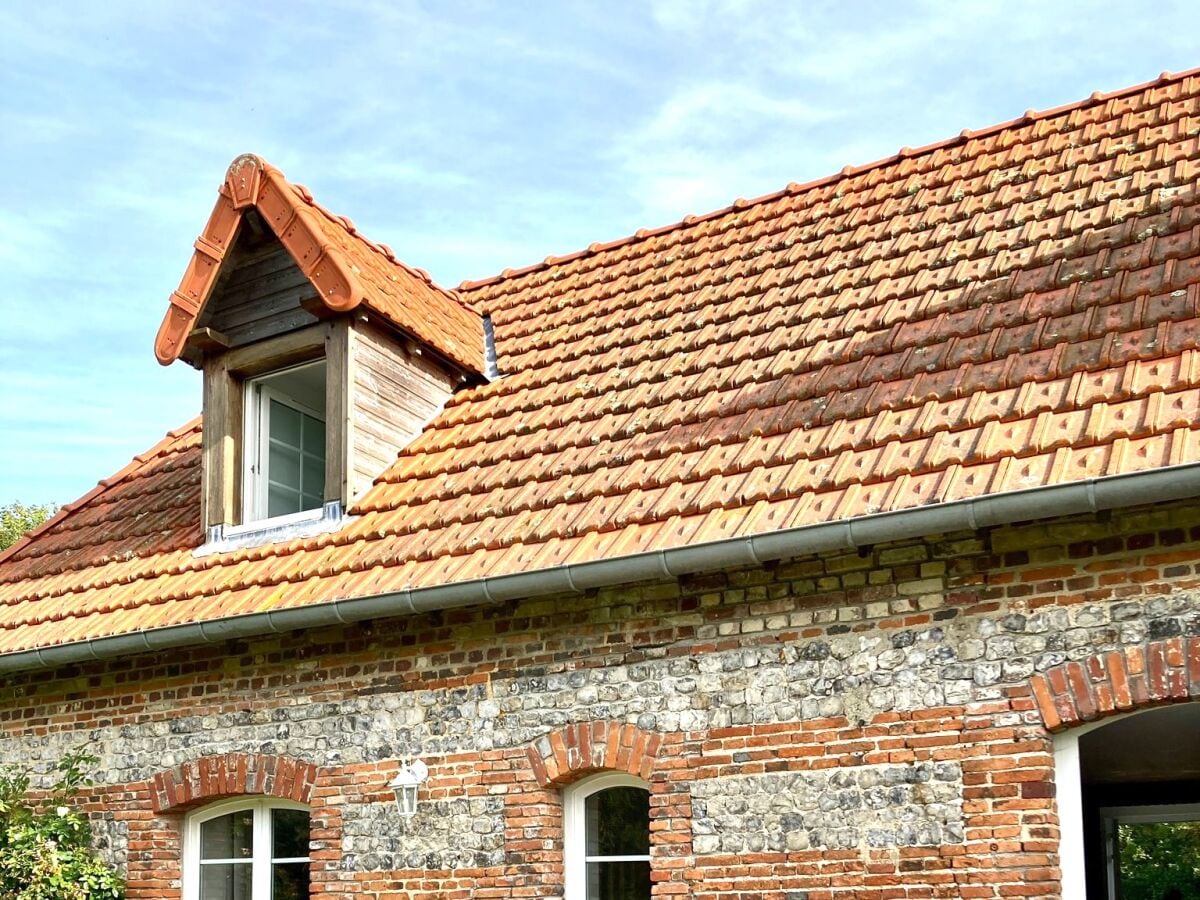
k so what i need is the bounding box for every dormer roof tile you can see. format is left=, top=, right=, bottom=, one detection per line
left=154, top=154, right=483, bottom=374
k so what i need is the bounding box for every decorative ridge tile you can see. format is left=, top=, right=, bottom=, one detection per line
left=457, top=67, right=1200, bottom=297
left=154, top=154, right=483, bottom=374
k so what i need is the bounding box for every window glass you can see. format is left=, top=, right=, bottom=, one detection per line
left=271, top=863, right=310, bottom=900
left=271, top=809, right=310, bottom=859
left=200, top=863, right=253, bottom=900
left=585, top=787, right=650, bottom=856
left=265, top=399, right=325, bottom=518
left=201, top=810, right=254, bottom=860
left=585, top=860, right=651, bottom=900
left=268, top=440, right=301, bottom=490
left=270, top=402, right=303, bottom=448
left=268, top=484, right=301, bottom=519
left=245, top=361, right=327, bottom=522
left=577, top=783, right=651, bottom=900
left=189, top=802, right=309, bottom=900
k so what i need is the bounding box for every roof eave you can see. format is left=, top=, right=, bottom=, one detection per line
left=5, top=462, right=1197, bottom=675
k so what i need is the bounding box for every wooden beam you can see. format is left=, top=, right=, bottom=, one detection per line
left=325, top=319, right=351, bottom=506
left=300, top=295, right=338, bottom=321
left=185, top=326, right=232, bottom=356
left=243, top=208, right=266, bottom=241
left=221, top=323, right=330, bottom=377
left=202, top=358, right=243, bottom=528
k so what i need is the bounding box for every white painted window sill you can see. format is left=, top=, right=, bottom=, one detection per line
left=194, top=501, right=348, bottom=557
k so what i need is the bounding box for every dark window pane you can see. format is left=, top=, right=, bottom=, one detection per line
left=586, top=860, right=651, bottom=900
left=201, top=810, right=254, bottom=860
left=268, top=442, right=302, bottom=491
left=270, top=401, right=302, bottom=448
left=585, top=787, right=650, bottom=856
left=272, top=861, right=310, bottom=900
left=301, top=413, right=325, bottom=457
left=272, top=809, right=311, bottom=860
left=1116, top=820, right=1200, bottom=900
left=268, top=484, right=301, bottom=518
left=199, top=861, right=252, bottom=900
left=301, top=453, right=324, bottom=500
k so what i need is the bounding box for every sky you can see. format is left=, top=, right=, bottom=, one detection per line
left=1, top=0, right=1199, bottom=505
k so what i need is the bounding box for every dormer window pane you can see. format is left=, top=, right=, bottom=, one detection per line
left=272, top=403, right=303, bottom=448
left=268, top=430, right=301, bottom=488
left=265, top=399, right=325, bottom=519
left=245, top=361, right=327, bottom=523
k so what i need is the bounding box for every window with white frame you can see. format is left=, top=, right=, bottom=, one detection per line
left=243, top=361, right=327, bottom=523
left=183, top=797, right=310, bottom=900
left=564, top=773, right=651, bottom=900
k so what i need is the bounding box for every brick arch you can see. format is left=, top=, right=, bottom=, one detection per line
left=1029, top=637, right=1200, bottom=732
left=525, top=721, right=662, bottom=787
left=151, top=753, right=318, bottom=813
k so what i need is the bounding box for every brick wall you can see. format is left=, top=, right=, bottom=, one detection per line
left=3, top=499, right=1200, bottom=898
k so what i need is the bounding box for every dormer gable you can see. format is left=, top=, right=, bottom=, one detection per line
left=154, top=154, right=487, bottom=547
left=155, top=154, right=484, bottom=372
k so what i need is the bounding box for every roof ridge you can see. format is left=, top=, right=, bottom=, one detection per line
left=0, top=416, right=201, bottom=567
left=457, top=65, right=1200, bottom=294
left=283, top=180, right=481, bottom=316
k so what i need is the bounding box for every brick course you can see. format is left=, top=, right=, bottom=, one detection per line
left=4, top=500, right=1200, bottom=898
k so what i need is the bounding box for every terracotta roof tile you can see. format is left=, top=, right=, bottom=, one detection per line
left=8, top=69, right=1200, bottom=654
left=153, top=155, right=483, bottom=374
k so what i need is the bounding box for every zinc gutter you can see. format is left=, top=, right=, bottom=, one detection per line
left=6, top=463, right=1200, bottom=674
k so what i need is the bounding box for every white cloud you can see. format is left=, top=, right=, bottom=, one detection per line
left=649, top=0, right=756, bottom=33
left=605, top=79, right=841, bottom=223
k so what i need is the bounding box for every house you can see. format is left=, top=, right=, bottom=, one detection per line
left=3, top=67, right=1200, bottom=900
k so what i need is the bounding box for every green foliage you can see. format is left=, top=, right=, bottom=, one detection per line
left=1118, top=820, right=1200, bottom=900
left=0, top=749, right=123, bottom=899
left=0, top=502, right=56, bottom=551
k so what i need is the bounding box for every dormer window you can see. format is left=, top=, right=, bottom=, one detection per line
left=152, top=154, right=485, bottom=554
left=244, top=361, right=327, bottom=522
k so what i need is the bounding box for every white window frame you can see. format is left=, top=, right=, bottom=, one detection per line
left=242, top=363, right=327, bottom=526
left=182, top=796, right=310, bottom=900
left=1054, top=708, right=1194, bottom=900
left=563, top=772, right=651, bottom=900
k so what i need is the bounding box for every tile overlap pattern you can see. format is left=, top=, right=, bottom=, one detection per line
left=4, top=72, right=1200, bottom=653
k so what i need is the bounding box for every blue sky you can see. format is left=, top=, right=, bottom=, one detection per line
left=2, top=1, right=1198, bottom=505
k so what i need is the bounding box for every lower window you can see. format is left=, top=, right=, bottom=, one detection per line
left=1101, top=804, right=1200, bottom=900
left=184, top=798, right=310, bottom=900
left=564, top=773, right=651, bottom=900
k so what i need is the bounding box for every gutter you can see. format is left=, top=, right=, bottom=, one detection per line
left=6, top=462, right=1200, bottom=674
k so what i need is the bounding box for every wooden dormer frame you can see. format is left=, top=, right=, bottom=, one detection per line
left=202, top=321, right=349, bottom=531
left=161, top=156, right=481, bottom=553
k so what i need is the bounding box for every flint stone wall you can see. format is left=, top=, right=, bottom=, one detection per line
left=8, top=594, right=1196, bottom=793
left=341, top=796, right=506, bottom=871
left=0, top=499, right=1197, bottom=896
left=690, top=762, right=964, bottom=853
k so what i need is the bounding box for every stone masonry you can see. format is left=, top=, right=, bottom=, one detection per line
left=2, top=499, right=1200, bottom=898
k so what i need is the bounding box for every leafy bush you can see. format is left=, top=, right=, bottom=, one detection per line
left=0, top=749, right=123, bottom=899
left=0, top=502, right=56, bottom=552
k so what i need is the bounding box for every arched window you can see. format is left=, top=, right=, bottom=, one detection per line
left=564, top=773, right=651, bottom=900
left=183, top=797, right=310, bottom=900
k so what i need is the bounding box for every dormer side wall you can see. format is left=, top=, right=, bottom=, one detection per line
left=347, top=319, right=458, bottom=502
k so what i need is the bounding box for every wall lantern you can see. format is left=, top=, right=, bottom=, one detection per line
left=388, top=759, right=429, bottom=817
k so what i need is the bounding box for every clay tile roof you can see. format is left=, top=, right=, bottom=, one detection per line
left=8, top=68, right=1200, bottom=655
left=154, top=153, right=483, bottom=374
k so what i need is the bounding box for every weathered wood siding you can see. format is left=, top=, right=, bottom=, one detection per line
left=349, top=320, right=458, bottom=499
left=197, top=233, right=319, bottom=347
